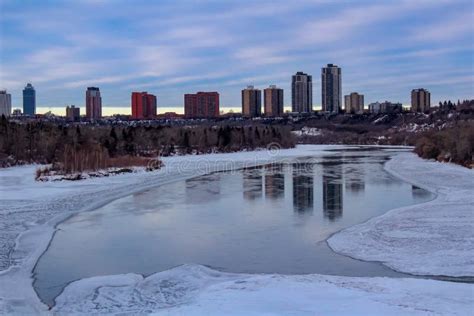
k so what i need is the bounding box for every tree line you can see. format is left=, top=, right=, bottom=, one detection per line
left=0, top=117, right=295, bottom=169
left=414, top=121, right=473, bottom=168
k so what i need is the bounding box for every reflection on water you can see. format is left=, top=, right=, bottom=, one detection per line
left=412, top=185, right=433, bottom=199
left=186, top=174, right=221, bottom=204
left=292, top=163, right=314, bottom=214
left=243, top=168, right=263, bottom=200
left=34, top=149, right=436, bottom=306
left=323, top=175, right=343, bottom=220
left=345, top=180, right=365, bottom=193
left=264, top=165, right=285, bottom=199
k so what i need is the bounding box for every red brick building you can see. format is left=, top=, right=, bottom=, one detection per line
left=131, top=92, right=157, bottom=119
left=184, top=92, right=219, bottom=118
left=86, top=87, right=102, bottom=119
left=146, top=93, right=157, bottom=118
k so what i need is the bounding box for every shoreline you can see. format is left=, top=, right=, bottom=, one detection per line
left=328, top=152, right=474, bottom=277
left=0, top=145, right=348, bottom=313
left=0, top=145, right=472, bottom=314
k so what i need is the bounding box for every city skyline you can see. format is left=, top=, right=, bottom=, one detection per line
left=1, top=0, right=473, bottom=109
left=0, top=76, right=441, bottom=117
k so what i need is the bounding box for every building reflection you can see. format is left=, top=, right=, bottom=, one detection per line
left=185, top=173, right=221, bottom=204
left=344, top=167, right=365, bottom=194
left=345, top=180, right=365, bottom=193
left=322, top=163, right=343, bottom=220
left=264, top=164, right=285, bottom=200
left=243, top=167, right=263, bottom=200
left=411, top=185, right=432, bottom=200
left=292, top=163, right=314, bottom=214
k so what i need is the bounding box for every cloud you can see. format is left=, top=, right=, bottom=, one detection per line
left=163, top=26, right=231, bottom=48
left=220, top=72, right=291, bottom=87
left=63, top=75, right=139, bottom=88
left=297, top=0, right=459, bottom=45
left=411, top=12, right=474, bottom=42
left=133, top=45, right=201, bottom=77
left=234, top=47, right=290, bottom=65
left=0, top=0, right=472, bottom=107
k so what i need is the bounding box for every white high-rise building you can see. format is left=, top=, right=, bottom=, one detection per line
left=0, top=90, right=12, bottom=117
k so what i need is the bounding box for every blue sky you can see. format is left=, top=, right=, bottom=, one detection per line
left=0, top=0, right=473, bottom=110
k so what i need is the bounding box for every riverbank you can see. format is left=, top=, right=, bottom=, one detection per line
left=0, top=145, right=472, bottom=314
left=328, top=152, right=474, bottom=277
left=53, top=264, right=473, bottom=315
left=0, top=145, right=344, bottom=313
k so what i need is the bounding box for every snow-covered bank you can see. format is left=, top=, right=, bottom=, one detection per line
left=53, top=264, right=473, bottom=315
left=328, top=152, right=474, bottom=277
left=0, top=145, right=347, bottom=314
left=1, top=145, right=472, bottom=314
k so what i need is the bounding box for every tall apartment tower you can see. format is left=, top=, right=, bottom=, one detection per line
left=85, top=87, right=102, bottom=119
left=291, top=72, right=312, bottom=113
left=22, top=83, right=36, bottom=115
left=264, top=85, right=284, bottom=117
left=66, top=105, right=80, bottom=121
left=241, top=86, right=261, bottom=117
left=0, top=90, right=12, bottom=117
left=184, top=94, right=197, bottom=118
left=184, top=92, right=219, bottom=118
left=411, top=88, right=431, bottom=113
left=321, top=64, right=342, bottom=113
left=344, top=92, right=364, bottom=114
left=131, top=92, right=157, bottom=119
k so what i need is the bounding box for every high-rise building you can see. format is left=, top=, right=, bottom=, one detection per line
left=321, top=64, right=342, bottom=113
left=146, top=94, right=157, bottom=118
left=184, top=92, right=219, bottom=118
left=131, top=92, right=157, bottom=119
left=184, top=94, right=197, bottom=118
left=241, top=86, right=261, bottom=117
left=22, top=83, right=36, bottom=115
left=85, top=87, right=102, bottom=119
left=291, top=72, right=312, bottom=113
left=12, top=109, right=22, bottom=116
left=368, top=101, right=402, bottom=114
left=411, top=88, right=431, bottom=113
left=344, top=92, right=364, bottom=114
left=0, top=90, right=12, bottom=117
left=66, top=105, right=80, bottom=121
left=264, top=85, right=284, bottom=117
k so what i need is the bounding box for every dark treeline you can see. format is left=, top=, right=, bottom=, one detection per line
left=414, top=121, right=474, bottom=168
left=0, top=116, right=295, bottom=168
left=414, top=100, right=474, bottom=167
left=437, top=99, right=474, bottom=113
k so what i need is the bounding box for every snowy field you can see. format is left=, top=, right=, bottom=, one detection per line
left=0, top=145, right=345, bottom=314
left=328, top=152, right=474, bottom=277
left=0, top=145, right=473, bottom=314
left=54, top=264, right=473, bottom=316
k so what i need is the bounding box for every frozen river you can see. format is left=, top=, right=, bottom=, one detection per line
left=33, top=149, right=435, bottom=306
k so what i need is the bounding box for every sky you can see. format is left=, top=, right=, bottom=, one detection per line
left=0, top=0, right=473, bottom=113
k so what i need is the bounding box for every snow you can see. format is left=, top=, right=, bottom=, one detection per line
left=53, top=264, right=474, bottom=315
left=328, top=152, right=474, bottom=277
left=0, top=145, right=346, bottom=313
left=0, top=145, right=473, bottom=314
left=292, top=126, right=322, bottom=137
